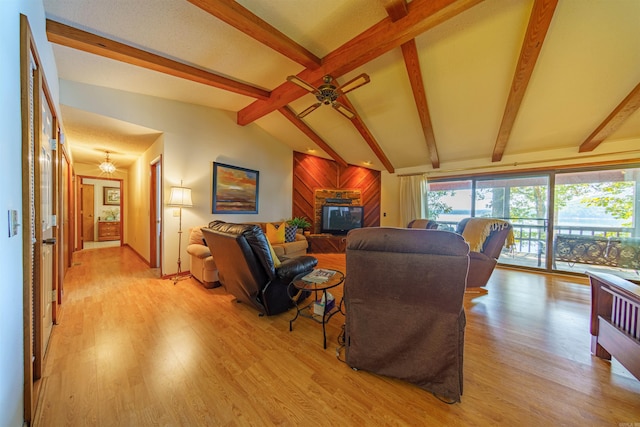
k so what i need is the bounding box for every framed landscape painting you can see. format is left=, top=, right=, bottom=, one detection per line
left=212, top=162, right=259, bottom=214
left=103, top=187, right=120, bottom=205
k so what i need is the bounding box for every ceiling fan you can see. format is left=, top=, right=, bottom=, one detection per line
left=287, top=73, right=370, bottom=119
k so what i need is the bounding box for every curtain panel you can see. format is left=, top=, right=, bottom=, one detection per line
left=399, top=174, right=428, bottom=227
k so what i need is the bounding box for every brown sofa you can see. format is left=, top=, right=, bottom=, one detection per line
left=246, top=222, right=310, bottom=258
left=186, top=226, right=220, bottom=288
left=186, top=221, right=310, bottom=288
left=344, top=227, right=470, bottom=402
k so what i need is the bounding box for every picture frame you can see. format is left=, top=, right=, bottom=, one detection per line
left=103, top=187, right=120, bottom=205
left=212, top=162, right=259, bottom=214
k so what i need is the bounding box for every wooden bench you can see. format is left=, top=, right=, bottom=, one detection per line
left=587, top=270, right=640, bottom=380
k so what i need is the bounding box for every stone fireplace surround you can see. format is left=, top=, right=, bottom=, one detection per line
left=313, top=189, right=361, bottom=234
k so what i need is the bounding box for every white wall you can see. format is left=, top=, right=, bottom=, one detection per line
left=60, top=80, right=294, bottom=276
left=1, top=1, right=60, bottom=425
left=0, top=5, right=25, bottom=425
left=380, top=171, right=400, bottom=227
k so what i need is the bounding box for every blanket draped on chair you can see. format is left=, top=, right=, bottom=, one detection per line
left=461, top=218, right=514, bottom=252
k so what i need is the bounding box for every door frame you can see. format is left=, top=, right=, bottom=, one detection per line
left=58, top=147, right=73, bottom=310
left=150, top=156, right=163, bottom=269
left=76, top=175, right=124, bottom=249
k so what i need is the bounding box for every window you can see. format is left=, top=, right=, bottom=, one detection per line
left=426, top=180, right=471, bottom=231
left=425, top=165, right=639, bottom=281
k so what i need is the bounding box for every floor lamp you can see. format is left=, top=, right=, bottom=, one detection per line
left=168, top=182, right=193, bottom=284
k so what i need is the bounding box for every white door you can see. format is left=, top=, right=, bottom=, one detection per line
left=40, top=89, right=54, bottom=352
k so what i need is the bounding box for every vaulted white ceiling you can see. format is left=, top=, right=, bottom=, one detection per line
left=44, top=0, right=640, bottom=173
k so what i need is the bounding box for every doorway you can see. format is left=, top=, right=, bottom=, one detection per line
left=150, top=157, right=162, bottom=268
left=79, top=177, right=123, bottom=250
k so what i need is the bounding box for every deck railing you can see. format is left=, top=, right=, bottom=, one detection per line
left=437, top=218, right=637, bottom=269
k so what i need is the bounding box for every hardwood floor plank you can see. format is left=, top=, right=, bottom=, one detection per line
left=35, top=247, right=640, bottom=426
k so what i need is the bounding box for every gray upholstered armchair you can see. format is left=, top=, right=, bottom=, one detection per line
left=344, top=227, right=470, bottom=402
left=407, top=219, right=439, bottom=229
left=456, top=218, right=513, bottom=290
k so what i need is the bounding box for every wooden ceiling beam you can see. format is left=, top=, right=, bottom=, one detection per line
left=382, top=0, right=409, bottom=22
left=186, top=0, right=321, bottom=70
left=238, top=0, right=483, bottom=126
left=579, top=82, right=640, bottom=152
left=491, top=0, right=557, bottom=162
left=278, top=106, right=349, bottom=168
left=338, top=95, right=395, bottom=173
left=401, top=39, right=440, bottom=169
left=45, top=19, right=270, bottom=100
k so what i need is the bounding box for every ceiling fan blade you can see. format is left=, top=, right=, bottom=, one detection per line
left=287, top=75, right=318, bottom=93
left=332, top=101, right=356, bottom=119
left=337, top=73, right=370, bottom=95
left=297, top=102, right=322, bottom=118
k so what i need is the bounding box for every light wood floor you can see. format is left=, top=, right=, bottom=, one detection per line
left=35, top=247, right=640, bottom=426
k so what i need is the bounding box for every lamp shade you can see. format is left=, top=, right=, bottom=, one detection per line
left=168, top=186, right=193, bottom=207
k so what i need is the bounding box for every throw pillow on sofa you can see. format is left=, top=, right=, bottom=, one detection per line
left=266, top=222, right=286, bottom=244
left=284, top=225, right=297, bottom=243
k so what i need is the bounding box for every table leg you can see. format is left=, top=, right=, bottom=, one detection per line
left=289, top=282, right=301, bottom=332
left=321, top=291, right=328, bottom=349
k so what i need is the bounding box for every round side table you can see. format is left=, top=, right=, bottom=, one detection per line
left=289, top=269, right=345, bottom=349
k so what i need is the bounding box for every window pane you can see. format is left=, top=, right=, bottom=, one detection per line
left=427, top=180, right=472, bottom=231
left=553, top=168, right=639, bottom=281
left=476, top=176, right=549, bottom=269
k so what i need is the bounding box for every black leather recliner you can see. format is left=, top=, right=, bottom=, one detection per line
left=201, top=220, right=317, bottom=316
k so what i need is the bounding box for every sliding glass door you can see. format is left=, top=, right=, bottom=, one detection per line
left=553, top=168, right=639, bottom=280
left=475, top=176, right=549, bottom=269
left=425, top=165, right=639, bottom=281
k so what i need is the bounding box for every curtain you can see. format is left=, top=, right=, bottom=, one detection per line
left=399, top=174, right=428, bottom=227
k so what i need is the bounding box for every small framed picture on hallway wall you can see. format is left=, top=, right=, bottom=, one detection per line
left=103, top=187, right=120, bottom=205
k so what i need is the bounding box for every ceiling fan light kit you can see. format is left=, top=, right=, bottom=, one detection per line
left=287, top=73, right=370, bottom=119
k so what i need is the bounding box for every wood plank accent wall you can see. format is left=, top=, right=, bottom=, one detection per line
left=292, top=152, right=381, bottom=234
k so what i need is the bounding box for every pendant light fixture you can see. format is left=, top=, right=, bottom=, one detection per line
left=99, top=151, right=116, bottom=174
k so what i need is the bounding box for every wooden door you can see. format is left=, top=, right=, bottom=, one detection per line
left=81, top=183, right=95, bottom=244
